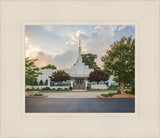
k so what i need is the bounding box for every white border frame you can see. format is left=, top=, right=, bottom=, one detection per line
left=22, top=20, right=139, bottom=117
left=1, top=1, right=159, bottom=137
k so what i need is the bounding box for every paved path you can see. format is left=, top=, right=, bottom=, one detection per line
left=25, top=98, right=135, bottom=113
left=26, top=91, right=116, bottom=98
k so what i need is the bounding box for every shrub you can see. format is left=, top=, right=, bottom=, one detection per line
left=34, top=93, right=44, bottom=96
left=125, top=85, right=135, bottom=95
left=107, top=85, right=119, bottom=90
left=130, top=85, right=135, bottom=95
left=45, top=79, right=48, bottom=85
left=56, top=88, right=63, bottom=91
left=69, top=86, right=72, bottom=90
left=39, top=80, right=44, bottom=85
left=42, top=87, right=51, bottom=91
left=87, top=86, right=91, bottom=90
left=64, top=88, right=68, bottom=91
left=101, top=93, right=116, bottom=97
left=52, top=88, right=56, bottom=91
left=116, top=89, right=121, bottom=94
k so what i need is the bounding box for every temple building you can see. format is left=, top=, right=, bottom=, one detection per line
left=27, top=40, right=118, bottom=90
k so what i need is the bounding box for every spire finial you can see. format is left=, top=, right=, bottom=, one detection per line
left=78, top=39, right=81, bottom=46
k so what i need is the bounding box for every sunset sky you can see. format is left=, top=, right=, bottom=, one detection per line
left=25, top=25, right=135, bottom=69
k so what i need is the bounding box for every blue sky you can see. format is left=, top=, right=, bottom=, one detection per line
left=25, top=25, right=135, bottom=69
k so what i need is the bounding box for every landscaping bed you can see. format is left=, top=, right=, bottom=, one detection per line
left=97, top=94, right=135, bottom=99
left=25, top=93, right=48, bottom=97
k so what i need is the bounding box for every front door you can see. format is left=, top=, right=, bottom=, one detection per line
left=74, top=79, right=85, bottom=89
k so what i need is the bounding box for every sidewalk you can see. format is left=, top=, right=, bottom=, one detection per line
left=26, top=91, right=116, bottom=98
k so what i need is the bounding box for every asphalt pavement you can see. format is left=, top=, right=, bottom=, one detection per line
left=25, top=98, right=135, bottom=113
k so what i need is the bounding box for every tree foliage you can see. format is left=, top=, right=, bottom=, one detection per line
left=39, top=80, right=44, bottom=85
left=81, top=53, right=100, bottom=69
left=49, top=70, right=71, bottom=83
left=25, top=57, right=42, bottom=87
left=41, top=64, right=57, bottom=69
left=101, top=36, right=135, bottom=94
left=45, top=79, right=48, bottom=85
left=88, top=69, right=109, bottom=83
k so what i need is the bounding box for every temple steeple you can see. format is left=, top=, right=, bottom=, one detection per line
left=77, top=39, right=82, bottom=63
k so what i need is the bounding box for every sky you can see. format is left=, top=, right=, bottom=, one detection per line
left=25, top=25, right=135, bottom=69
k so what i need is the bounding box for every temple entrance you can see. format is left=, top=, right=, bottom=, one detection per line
left=73, top=78, right=85, bottom=90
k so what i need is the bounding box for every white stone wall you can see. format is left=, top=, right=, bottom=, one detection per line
left=91, top=85, right=107, bottom=90
left=26, top=85, right=70, bottom=90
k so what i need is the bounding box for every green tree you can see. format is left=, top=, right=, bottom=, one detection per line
left=88, top=70, right=109, bottom=83
left=81, top=53, right=100, bottom=69
left=45, top=79, right=48, bottom=85
left=49, top=70, right=70, bottom=84
left=34, top=79, right=38, bottom=85
left=25, top=57, right=42, bottom=88
left=101, top=36, right=135, bottom=94
left=39, top=80, right=44, bottom=85
left=41, top=64, right=57, bottom=69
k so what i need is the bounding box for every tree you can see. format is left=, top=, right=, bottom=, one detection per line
left=49, top=70, right=70, bottom=84
left=39, top=80, right=44, bottom=85
left=25, top=57, right=42, bottom=88
left=101, top=36, right=135, bottom=94
left=81, top=53, right=100, bottom=69
left=88, top=70, right=109, bottom=83
left=45, top=79, right=48, bottom=85
left=41, top=64, right=57, bottom=69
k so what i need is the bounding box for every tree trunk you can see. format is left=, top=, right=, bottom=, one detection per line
left=120, top=81, right=125, bottom=94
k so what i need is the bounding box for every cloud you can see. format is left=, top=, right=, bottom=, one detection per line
left=43, top=26, right=52, bottom=32
left=25, top=25, right=135, bottom=69
left=25, top=36, right=78, bottom=69
left=69, top=30, right=89, bottom=42
left=53, top=50, right=78, bottom=69
left=118, top=25, right=126, bottom=31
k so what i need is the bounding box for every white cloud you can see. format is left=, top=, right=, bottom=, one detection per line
left=43, top=26, right=52, bottom=32
left=118, top=25, right=126, bottom=31
left=26, top=25, right=135, bottom=69
left=53, top=50, right=78, bottom=69
left=70, top=30, right=89, bottom=42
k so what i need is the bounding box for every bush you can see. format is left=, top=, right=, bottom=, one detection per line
left=130, top=85, right=135, bottom=94
left=101, top=93, right=116, bottom=97
left=45, top=79, right=48, bottom=85
left=69, top=86, right=72, bottom=90
left=41, top=87, right=51, bottom=91
left=116, top=89, right=121, bottom=94
left=107, top=85, right=119, bottom=90
left=34, top=93, right=44, bottom=96
left=52, top=88, right=56, bottom=91
left=56, top=88, right=63, bottom=91
left=125, top=85, right=135, bottom=95
left=39, top=80, right=44, bottom=85
left=64, top=88, right=69, bottom=91
left=87, top=86, right=91, bottom=90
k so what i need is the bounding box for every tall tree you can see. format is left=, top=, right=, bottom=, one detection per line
left=81, top=53, right=100, bottom=69
left=49, top=70, right=70, bottom=84
left=88, top=70, right=109, bottom=83
left=101, top=36, right=135, bottom=94
left=25, top=57, right=42, bottom=88
left=41, top=64, right=57, bottom=69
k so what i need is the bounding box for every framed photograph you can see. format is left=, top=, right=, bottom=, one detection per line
left=1, top=0, right=159, bottom=138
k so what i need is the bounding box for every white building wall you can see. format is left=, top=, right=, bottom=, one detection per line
left=27, top=69, right=118, bottom=90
